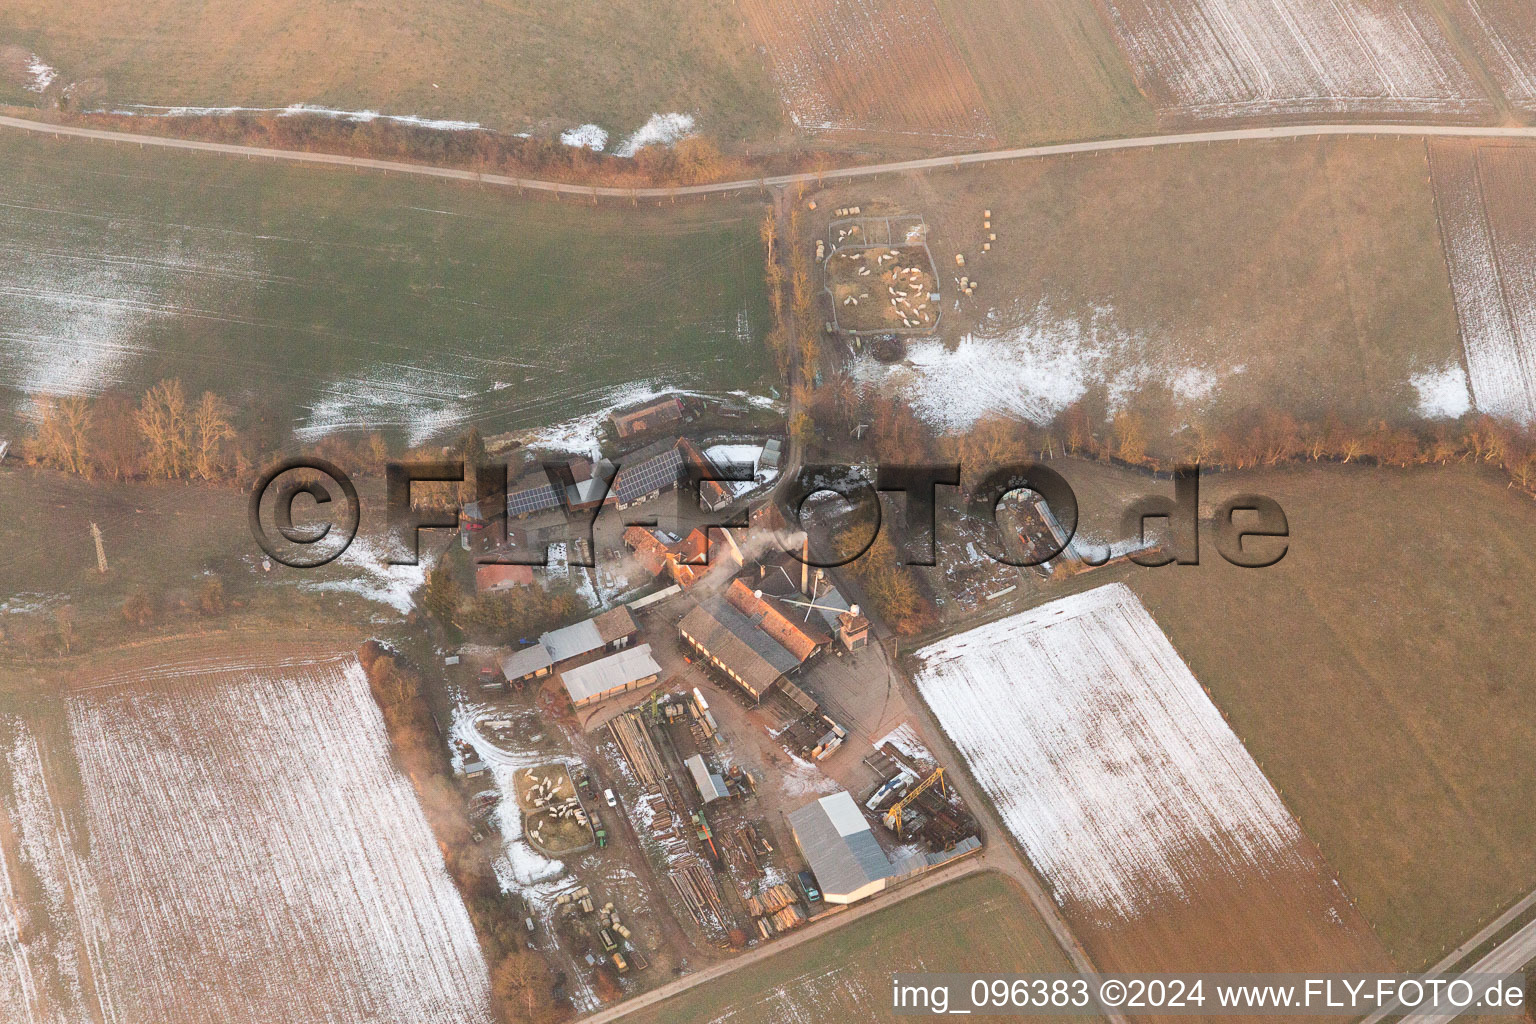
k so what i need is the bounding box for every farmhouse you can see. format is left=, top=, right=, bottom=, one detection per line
left=624, top=525, right=721, bottom=589
left=506, top=472, right=564, bottom=520
left=475, top=564, right=534, bottom=593
left=610, top=395, right=684, bottom=439
left=786, top=791, right=896, bottom=905
left=610, top=438, right=734, bottom=511
left=559, top=644, right=662, bottom=707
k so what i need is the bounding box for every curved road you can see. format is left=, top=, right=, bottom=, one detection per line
left=5, top=113, right=1536, bottom=198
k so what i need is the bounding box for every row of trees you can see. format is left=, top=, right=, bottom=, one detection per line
left=74, top=110, right=770, bottom=189
left=356, top=644, right=568, bottom=1024
left=803, top=372, right=1536, bottom=498
left=28, top=380, right=236, bottom=481
left=21, top=381, right=405, bottom=484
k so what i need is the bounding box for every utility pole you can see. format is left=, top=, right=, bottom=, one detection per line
left=90, top=522, right=108, bottom=574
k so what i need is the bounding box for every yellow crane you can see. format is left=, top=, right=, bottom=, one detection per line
left=882, top=766, right=946, bottom=836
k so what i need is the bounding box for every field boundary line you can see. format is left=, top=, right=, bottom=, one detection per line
left=7, top=114, right=1536, bottom=197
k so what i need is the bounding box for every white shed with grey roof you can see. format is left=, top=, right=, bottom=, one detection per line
left=685, top=754, right=729, bottom=803
left=786, top=790, right=896, bottom=904
left=558, top=644, right=661, bottom=707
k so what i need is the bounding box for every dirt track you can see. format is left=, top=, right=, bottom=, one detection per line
left=7, top=112, right=1536, bottom=200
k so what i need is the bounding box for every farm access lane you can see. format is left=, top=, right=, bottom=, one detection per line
left=9, top=113, right=1536, bottom=199
left=1360, top=884, right=1536, bottom=1024
left=1393, top=916, right=1536, bottom=1024
left=578, top=855, right=1025, bottom=1024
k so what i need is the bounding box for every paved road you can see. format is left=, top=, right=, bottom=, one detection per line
left=6, top=113, right=1536, bottom=198
left=1361, top=886, right=1536, bottom=1024
left=1394, top=916, right=1536, bottom=1024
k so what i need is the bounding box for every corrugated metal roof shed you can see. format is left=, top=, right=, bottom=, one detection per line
left=786, top=791, right=895, bottom=902
left=560, top=644, right=661, bottom=704
left=684, top=754, right=729, bottom=803
left=541, top=619, right=602, bottom=663
left=501, top=643, right=554, bottom=680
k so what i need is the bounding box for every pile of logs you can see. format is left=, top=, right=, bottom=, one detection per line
left=670, top=861, right=728, bottom=932
left=744, top=883, right=797, bottom=918
left=751, top=902, right=806, bottom=939
left=607, top=714, right=668, bottom=790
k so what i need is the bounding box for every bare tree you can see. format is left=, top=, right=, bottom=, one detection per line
left=136, top=379, right=190, bottom=479
left=190, top=391, right=236, bottom=480
left=31, top=395, right=94, bottom=475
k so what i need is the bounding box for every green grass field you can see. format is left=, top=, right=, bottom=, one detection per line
left=0, top=0, right=784, bottom=143
left=1096, top=461, right=1536, bottom=968
left=0, top=130, right=774, bottom=448
left=623, top=871, right=1094, bottom=1024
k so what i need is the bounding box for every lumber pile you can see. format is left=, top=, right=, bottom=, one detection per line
left=607, top=713, right=669, bottom=790
left=670, top=860, right=728, bottom=932
left=744, top=883, right=798, bottom=918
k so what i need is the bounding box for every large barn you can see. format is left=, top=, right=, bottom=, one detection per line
left=786, top=791, right=898, bottom=905
left=559, top=644, right=662, bottom=707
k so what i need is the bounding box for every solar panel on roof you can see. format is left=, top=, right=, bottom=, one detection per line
left=614, top=449, right=683, bottom=503
left=507, top=482, right=561, bottom=517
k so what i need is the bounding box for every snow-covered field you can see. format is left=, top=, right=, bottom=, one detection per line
left=1429, top=144, right=1536, bottom=422
left=848, top=302, right=1224, bottom=431
left=1104, top=0, right=1488, bottom=119
left=1456, top=0, right=1536, bottom=111
left=913, top=584, right=1310, bottom=921
left=0, top=655, right=493, bottom=1024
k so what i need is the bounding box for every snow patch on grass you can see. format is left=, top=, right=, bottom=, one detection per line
left=24, top=55, right=56, bottom=93
left=614, top=113, right=696, bottom=158
left=302, top=534, right=432, bottom=615
left=848, top=302, right=1223, bottom=431
left=297, top=367, right=476, bottom=446
left=914, top=583, right=1309, bottom=920
left=1410, top=361, right=1472, bottom=419
left=560, top=124, right=609, bottom=151
left=106, top=103, right=484, bottom=131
